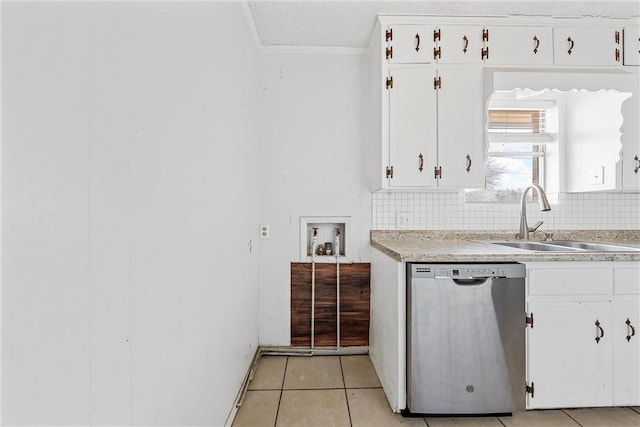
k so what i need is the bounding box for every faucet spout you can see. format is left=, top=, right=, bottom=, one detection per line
left=518, top=184, right=551, bottom=240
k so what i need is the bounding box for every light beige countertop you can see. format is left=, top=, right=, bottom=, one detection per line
left=371, top=230, right=640, bottom=263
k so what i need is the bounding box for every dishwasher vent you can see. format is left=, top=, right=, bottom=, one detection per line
left=415, top=267, right=432, bottom=273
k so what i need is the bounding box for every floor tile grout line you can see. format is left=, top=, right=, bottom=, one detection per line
left=561, top=409, right=583, bottom=427
left=344, top=386, right=385, bottom=390
left=631, top=406, right=640, bottom=415
left=272, top=356, right=289, bottom=427
left=281, top=387, right=355, bottom=391
left=339, top=356, right=354, bottom=427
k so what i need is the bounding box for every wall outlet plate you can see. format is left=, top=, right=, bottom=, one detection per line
left=396, top=212, right=414, bottom=229
left=588, top=167, right=604, bottom=185
left=260, top=224, right=270, bottom=239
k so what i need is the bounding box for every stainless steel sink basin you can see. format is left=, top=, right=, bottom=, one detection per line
left=489, top=240, right=640, bottom=253
left=490, top=241, right=579, bottom=252
left=545, top=241, right=640, bottom=252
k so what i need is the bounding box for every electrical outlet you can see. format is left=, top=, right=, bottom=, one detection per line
left=396, top=212, right=413, bottom=229
left=260, top=224, right=270, bottom=239
left=588, top=167, right=604, bottom=185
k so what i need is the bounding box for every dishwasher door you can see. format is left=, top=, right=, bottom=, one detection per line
left=406, top=263, right=526, bottom=416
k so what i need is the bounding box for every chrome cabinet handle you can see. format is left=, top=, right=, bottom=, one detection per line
left=465, top=154, right=472, bottom=173
left=634, top=155, right=640, bottom=174
left=415, top=33, right=420, bottom=52
left=463, top=35, right=469, bottom=53
left=626, top=318, right=636, bottom=342
left=533, top=35, right=540, bottom=54
left=567, top=37, right=574, bottom=55
left=418, top=153, right=424, bottom=172
left=595, top=319, right=605, bottom=343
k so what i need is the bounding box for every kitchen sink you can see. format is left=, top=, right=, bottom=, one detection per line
left=490, top=241, right=579, bottom=252
left=489, top=240, right=640, bottom=252
left=544, top=241, right=640, bottom=252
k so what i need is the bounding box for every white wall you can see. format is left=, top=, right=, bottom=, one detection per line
left=257, top=51, right=371, bottom=345
left=2, top=2, right=259, bottom=425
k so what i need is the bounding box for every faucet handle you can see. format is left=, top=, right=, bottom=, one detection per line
left=528, top=221, right=544, bottom=232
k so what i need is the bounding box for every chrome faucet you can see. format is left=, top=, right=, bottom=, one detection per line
left=518, top=184, right=551, bottom=240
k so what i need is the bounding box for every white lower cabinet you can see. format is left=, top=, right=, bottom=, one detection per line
left=527, top=300, right=613, bottom=408
left=612, top=267, right=640, bottom=405
left=526, top=262, right=640, bottom=409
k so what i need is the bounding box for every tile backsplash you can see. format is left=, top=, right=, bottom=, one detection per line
left=372, top=191, right=640, bottom=231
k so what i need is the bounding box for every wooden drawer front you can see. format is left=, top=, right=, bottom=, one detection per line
left=529, top=267, right=612, bottom=296
left=291, top=263, right=370, bottom=347
left=614, top=268, right=640, bottom=295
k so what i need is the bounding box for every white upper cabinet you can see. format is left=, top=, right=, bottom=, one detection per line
left=435, top=25, right=485, bottom=64
left=485, top=26, right=553, bottom=66
left=435, top=67, right=485, bottom=188
left=372, top=16, right=639, bottom=191
left=387, top=66, right=437, bottom=187
left=384, top=65, right=484, bottom=189
left=553, top=26, right=623, bottom=66
left=623, top=26, right=640, bottom=66
left=386, top=25, right=434, bottom=64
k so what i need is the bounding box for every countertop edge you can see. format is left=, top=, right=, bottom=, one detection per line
left=370, top=230, right=640, bottom=263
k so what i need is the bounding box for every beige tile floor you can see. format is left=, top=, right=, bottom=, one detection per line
left=233, top=355, right=640, bottom=427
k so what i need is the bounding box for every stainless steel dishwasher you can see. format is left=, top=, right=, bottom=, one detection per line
left=406, top=263, right=526, bottom=416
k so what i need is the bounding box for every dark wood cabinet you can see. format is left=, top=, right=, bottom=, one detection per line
left=290, top=262, right=370, bottom=347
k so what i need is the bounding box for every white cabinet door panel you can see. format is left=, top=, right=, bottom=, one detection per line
left=623, top=26, right=640, bottom=66
left=388, top=66, right=438, bottom=187
left=528, top=267, right=612, bottom=296
left=612, top=297, right=640, bottom=406
left=554, top=26, right=622, bottom=66
left=486, top=26, right=553, bottom=66
left=527, top=301, right=613, bottom=409
left=435, top=67, right=485, bottom=188
left=436, top=25, right=484, bottom=64
left=614, top=268, right=640, bottom=294
left=388, top=25, right=434, bottom=64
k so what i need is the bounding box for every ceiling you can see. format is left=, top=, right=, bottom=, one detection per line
left=246, top=1, right=640, bottom=48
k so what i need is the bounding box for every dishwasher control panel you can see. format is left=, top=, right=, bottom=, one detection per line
left=411, top=263, right=525, bottom=279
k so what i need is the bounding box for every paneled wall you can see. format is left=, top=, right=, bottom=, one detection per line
left=2, top=2, right=259, bottom=425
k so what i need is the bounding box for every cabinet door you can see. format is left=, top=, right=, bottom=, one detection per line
left=612, top=297, right=640, bottom=406
left=622, top=87, right=640, bottom=190
left=623, top=26, right=640, bottom=66
left=485, top=26, right=553, bottom=66
left=527, top=301, right=613, bottom=409
left=387, top=25, right=434, bottom=64
left=435, top=25, right=484, bottom=64
left=388, top=66, right=438, bottom=187
left=553, top=26, right=623, bottom=66
left=435, top=67, right=485, bottom=188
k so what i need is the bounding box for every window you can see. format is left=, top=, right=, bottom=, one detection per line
left=466, top=102, right=558, bottom=203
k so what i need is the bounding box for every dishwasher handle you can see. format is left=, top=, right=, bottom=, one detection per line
left=452, top=278, right=490, bottom=286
